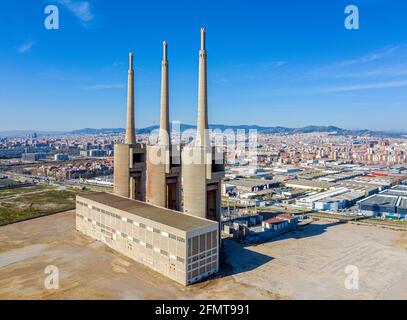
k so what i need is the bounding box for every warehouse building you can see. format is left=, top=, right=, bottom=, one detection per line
left=358, top=185, right=407, bottom=219
left=296, top=187, right=365, bottom=211
left=223, top=178, right=278, bottom=197
left=285, top=179, right=335, bottom=191
left=76, top=192, right=219, bottom=286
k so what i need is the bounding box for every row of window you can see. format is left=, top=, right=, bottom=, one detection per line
left=188, top=248, right=217, bottom=264
left=188, top=255, right=217, bottom=272
left=77, top=201, right=185, bottom=243
left=187, top=262, right=218, bottom=281
left=77, top=214, right=185, bottom=264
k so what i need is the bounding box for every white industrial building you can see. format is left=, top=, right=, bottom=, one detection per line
left=76, top=193, right=219, bottom=286
left=296, top=187, right=365, bottom=211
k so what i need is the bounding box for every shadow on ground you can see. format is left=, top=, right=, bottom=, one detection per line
left=220, top=220, right=343, bottom=277
left=220, top=239, right=273, bottom=276
left=272, top=221, right=343, bottom=242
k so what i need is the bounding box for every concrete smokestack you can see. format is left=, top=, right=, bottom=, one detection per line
left=125, top=52, right=136, bottom=145
left=159, top=41, right=170, bottom=148
left=181, top=28, right=210, bottom=219
left=196, top=27, right=209, bottom=148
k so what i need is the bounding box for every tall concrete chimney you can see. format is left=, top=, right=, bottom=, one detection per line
left=159, top=41, right=170, bottom=148
left=125, top=52, right=136, bottom=145
left=196, top=28, right=209, bottom=148
left=181, top=28, right=210, bottom=219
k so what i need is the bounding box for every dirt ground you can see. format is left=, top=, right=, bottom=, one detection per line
left=224, top=221, right=407, bottom=300
left=0, top=211, right=406, bottom=300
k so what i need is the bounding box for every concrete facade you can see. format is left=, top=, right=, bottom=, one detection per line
left=125, top=53, right=135, bottom=145
left=76, top=193, right=219, bottom=286
left=84, top=28, right=224, bottom=286
left=114, top=53, right=147, bottom=201
left=181, top=28, right=225, bottom=221
left=114, top=143, right=146, bottom=201
left=146, top=41, right=182, bottom=210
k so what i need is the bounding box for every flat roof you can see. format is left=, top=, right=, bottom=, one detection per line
left=392, top=185, right=407, bottom=192
left=383, top=190, right=407, bottom=197
left=78, top=192, right=217, bottom=232
left=264, top=218, right=286, bottom=224
left=286, top=179, right=334, bottom=189
left=226, top=178, right=278, bottom=188
left=360, top=195, right=398, bottom=207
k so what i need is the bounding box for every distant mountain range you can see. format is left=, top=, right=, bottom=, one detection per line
left=66, top=124, right=407, bottom=138
left=1, top=125, right=406, bottom=138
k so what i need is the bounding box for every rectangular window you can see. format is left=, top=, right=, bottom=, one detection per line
left=188, top=239, right=192, bottom=257
left=199, top=234, right=206, bottom=252
left=211, top=231, right=217, bottom=248
left=206, top=232, right=212, bottom=249
left=192, top=236, right=199, bottom=256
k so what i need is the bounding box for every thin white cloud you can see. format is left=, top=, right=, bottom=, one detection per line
left=320, top=80, right=407, bottom=93
left=336, top=65, right=407, bottom=79
left=57, top=0, right=94, bottom=23
left=309, top=45, right=404, bottom=78
left=17, top=41, right=34, bottom=53
left=339, top=46, right=400, bottom=67
left=82, top=83, right=125, bottom=90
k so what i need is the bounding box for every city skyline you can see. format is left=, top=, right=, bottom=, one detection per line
left=1, top=0, right=407, bottom=131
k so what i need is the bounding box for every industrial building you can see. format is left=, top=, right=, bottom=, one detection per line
left=113, top=28, right=224, bottom=220
left=76, top=29, right=223, bottom=285
left=358, top=185, right=407, bottom=219
left=223, top=178, right=278, bottom=197
left=76, top=193, right=219, bottom=285
left=296, top=187, right=365, bottom=211
left=54, top=153, right=69, bottom=161
left=21, top=152, right=47, bottom=162
left=262, top=214, right=299, bottom=231
left=317, top=171, right=364, bottom=183
left=285, top=179, right=335, bottom=191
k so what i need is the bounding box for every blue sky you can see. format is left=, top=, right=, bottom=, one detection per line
left=1, top=0, right=407, bottom=132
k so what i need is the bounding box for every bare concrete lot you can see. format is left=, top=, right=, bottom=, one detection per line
left=224, top=221, right=407, bottom=300
left=0, top=211, right=406, bottom=299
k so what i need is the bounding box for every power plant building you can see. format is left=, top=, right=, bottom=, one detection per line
left=76, top=28, right=224, bottom=286
left=76, top=193, right=219, bottom=285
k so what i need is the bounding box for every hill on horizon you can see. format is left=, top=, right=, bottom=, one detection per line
left=0, top=125, right=405, bottom=138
